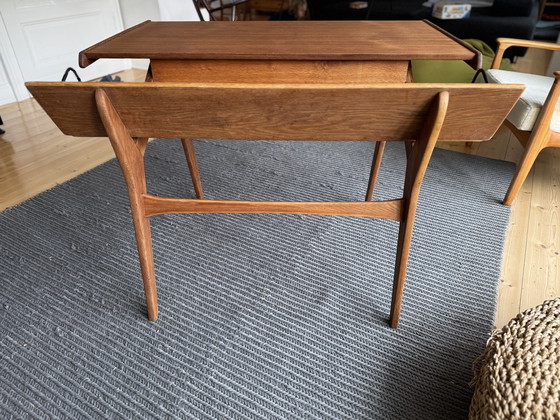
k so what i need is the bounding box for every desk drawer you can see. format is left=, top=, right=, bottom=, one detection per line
left=150, top=60, right=409, bottom=84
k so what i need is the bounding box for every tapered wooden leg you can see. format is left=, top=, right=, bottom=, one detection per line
left=389, top=91, right=449, bottom=328
left=130, top=214, right=158, bottom=321
left=503, top=123, right=550, bottom=206
left=404, top=140, right=414, bottom=159
left=390, top=217, right=414, bottom=328
left=95, top=88, right=159, bottom=321
left=181, top=138, right=204, bottom=199
left=503, top=144, right=543, bottom=206
left=503, top=129, right=550, bottom=206
left=365, top=141, right=386, bottom=201
left=503, top=127, right=552, bottom=205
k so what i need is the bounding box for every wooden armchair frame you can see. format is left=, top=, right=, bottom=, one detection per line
left=192, top=0, right=216, bottom=21
left=491, top=38, right=560, bottom=205
left=26, top=81, right=522, bottom=327
left=192, top=0, right=249, bottom=21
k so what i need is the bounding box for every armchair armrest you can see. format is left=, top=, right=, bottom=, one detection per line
left=492, top=38, right=560, bottom=69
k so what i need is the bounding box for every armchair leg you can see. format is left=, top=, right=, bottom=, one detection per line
left=503, top=134, right=549, bottom=206
left=503, top=147, right=542, bottom=206
left=504, top=71, right=560, bottom=205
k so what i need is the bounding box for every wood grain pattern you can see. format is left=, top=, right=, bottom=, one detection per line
left=150, top=59, right=409, bottom=84
left=78, top=20, right=152, bottom=67
left=25, top=82, right=524, bottom=142
left=95, top=89, right=159, bottom=321
left=495, top=165, right=533, bottom=327
left=423, top=19, right=482, bottom=70
left=78, top=20, right=478, bottom=65
left=143, top=195, right=404, bottom=220
left=24, top=81, right=524, bottom=325
left=519, top=148, right=560, bottom=312
left=390, top=91, right=449, bottom=328
left=492, top=37, right=560, bottom=69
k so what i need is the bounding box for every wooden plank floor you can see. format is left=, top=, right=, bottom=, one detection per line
left=1, top=55, right=558, bottom=329
left=437, top=48, right=560, bottom=327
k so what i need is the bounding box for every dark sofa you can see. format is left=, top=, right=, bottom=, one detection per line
left=306, top=0, right=539, bottom=58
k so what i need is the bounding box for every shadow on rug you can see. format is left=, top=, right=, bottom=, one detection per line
left=0, top=139, right=514, bottom=419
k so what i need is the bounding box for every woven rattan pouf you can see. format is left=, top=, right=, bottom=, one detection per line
left=469, top=298, right=560, bottom=419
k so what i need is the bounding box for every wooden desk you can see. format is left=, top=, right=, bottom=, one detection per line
left=26, top=81, right=523, bottom=327
left=57, top=21, right=508, bottom=327
left=79, top=20, right=481, bottom=84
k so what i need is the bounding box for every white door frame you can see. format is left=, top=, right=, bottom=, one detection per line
left=0, top=12, right=29, bottom=102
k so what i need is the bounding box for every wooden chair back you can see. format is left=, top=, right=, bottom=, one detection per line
left=192, top=0, right=216, bottom=21
left=25, top=81, right=523, bottom=327
left=191, top=0, right=248, bottom=21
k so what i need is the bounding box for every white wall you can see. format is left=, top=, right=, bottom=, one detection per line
left=0, top=11, right=28, bottom=105
left=0, top=0, right=199, bottom=105
left=0, top=58, right=16, bottom=105
left=157, top=0, right=201, bottom=21
left=119, top=0, right=201, bottom=25
left=120, top=0, right=161, bottom=28
left=119, top=0, right=162, bottom=69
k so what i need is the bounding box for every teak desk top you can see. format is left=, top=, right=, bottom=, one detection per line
left=79, top=20, right=481, bottom=68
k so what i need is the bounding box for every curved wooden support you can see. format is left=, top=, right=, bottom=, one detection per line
left=143, top=194, right=404, bottom=220
left=95, top=88, right=159, bottom=321
left=180, top=138, right=204, bottom=199
left=365, top=141, right=386, bottom=201
left=389, top=91, right=449, bottom=328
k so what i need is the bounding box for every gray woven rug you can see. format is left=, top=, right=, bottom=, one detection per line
left=1, top=139, right=514, bottom=419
